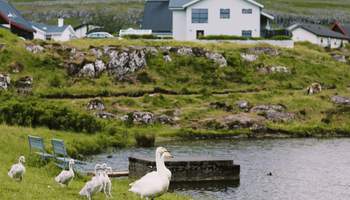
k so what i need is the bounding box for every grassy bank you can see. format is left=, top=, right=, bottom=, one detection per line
left=0, top=125, right=188, bottom=200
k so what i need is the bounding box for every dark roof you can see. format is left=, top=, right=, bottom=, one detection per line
left=142, top=0, right=172, bottom=33
left=0, top=0, right=35, bottom=32
left=294, top=24, right=350, bottom=40
left=31, top=22, right=69, bottom=33
left=169, top=0, right=263, bottom=9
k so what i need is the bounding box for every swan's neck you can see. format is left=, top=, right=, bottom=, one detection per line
left=69, top=163, right=73, bottom=172
left=155, top=153, right=168, bottom=175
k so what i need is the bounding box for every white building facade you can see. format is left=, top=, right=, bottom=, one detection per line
left=290, top=24, right=349, bottom=49
left=32, top=18, right=76, bottom=42
left=142, top=0, right=273, bottom=41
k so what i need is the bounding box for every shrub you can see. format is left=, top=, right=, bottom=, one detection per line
left=198, top=35, right=263, bottom=40
left=0, top=99, right=102, bottom=134
left=134, top=132, right=155, bottom=147
left=123, top=34, right=157, bottom=39
left=49, top=75, right=63, bottom=88
left=270, top=35, right=292, bottom=40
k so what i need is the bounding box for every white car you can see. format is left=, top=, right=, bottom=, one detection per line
left=87, top=32, right=114, bottom=39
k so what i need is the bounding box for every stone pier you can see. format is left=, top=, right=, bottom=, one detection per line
left=129, top=156, right=240, bottom=182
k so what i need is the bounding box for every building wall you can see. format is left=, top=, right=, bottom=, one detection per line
left=292, top=27, right=346, bottom=49
left=172, top=0, right=261, bottom=41
left=33, top=26, right=76, bottom=42
left=172, top=10, right=187, bottom=40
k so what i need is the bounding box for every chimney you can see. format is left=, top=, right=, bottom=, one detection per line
left=58, top=18, right=64, bottom=27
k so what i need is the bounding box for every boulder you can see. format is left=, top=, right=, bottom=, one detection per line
left=205, top=52, right=227, bottom=67
left=131, top=111, right=155, bottom=124
left=87, top=99, right=105, bottom=111
left=250, top=104, right=286, bottom=113
left=307, top=83, right=322, bottom=95
left=25, top=44, right=44, bottom=54
left=241, top=53, right=258, bottom=62
left=331, top=96, right=350, bottom=105
left=219, top=113, right=264, bottom=130
left=144, top=47, right=159, bottom=56
left=236, top=100, right=250, bottom=110
left=247, top=47, right=280, bottom=56
left=96, top=111, right=116, bottom=119
left=108, top=49, right=147, bottom=80
left=156, top=114, right=174, bottom=125
left=163, top=55, right=172, bottom=62
left=0, top=74, right=10, bottom=90
left=94, top=60, right=106, bottom=76
left=332, top=54, right=347, bottom=63
left=15, top=76, right=33, bottom=93
left=177, top=47, right=193, bottom=56
left=79, top=63, right=95, bottom=78
left=265, top=111, right=294, bottom=122
left=192, top=47, right=207, bottom=57
left=8, top=61, right=24, bottom=73
left=90, top=48, right=103, bottom=58
left=257, top=65, right=290, bottom=74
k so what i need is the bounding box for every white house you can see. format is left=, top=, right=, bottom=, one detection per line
left=74, top=24, right=102, bottom=38
left=31, top=18, right=76, bottom=42
left=142, top=0, right=274, bottom=41
left=289, top=24, right=349, bottom=49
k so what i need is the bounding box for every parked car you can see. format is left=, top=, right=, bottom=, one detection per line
left=87, top=32, right=114, bottom=39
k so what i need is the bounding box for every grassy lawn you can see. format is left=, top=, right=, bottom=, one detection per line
left=0, top=125, right=189, bottom=200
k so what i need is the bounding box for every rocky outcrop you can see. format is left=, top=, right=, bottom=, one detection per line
left=163, top=55, right=172, bottom=62
left=205, top=52, right=227, bottom=67
left=15, top=76, right=33, bottom=93
left=96, top=111, right=116, bottom=119
left=108, top=49, right=147, bottom=80
left=265, top=111, right=294, bottom=122
left=0, top=74, right=10, bottom=90
left=155, top=114, right=174, bottom=125
left=250, top=104, right=286, bottom=113
left=236, top=100, right=250, bottom=110
left=331, top=54, right=347, bottom=63
left=307, top=83, right=322, bottom=95
left=247, top=47, right=280, bottom=56
left=25, top=44, right=44, bottom=54
left=90, top=48, right=103, bottom=58
left=257, top=65, right=290, bottom=74
left=87, top=99, right=105, bottom=111
left=177, top=47, right=193, bottom=56
left=331, top=96, right=350, bottom=105
left=241, top=53, right=258, bottom=62
left=78, top=60, right=106, bottom=78
left=130, top=111, right=155, bottom=124
left=204, top=113, right=265, bottom=130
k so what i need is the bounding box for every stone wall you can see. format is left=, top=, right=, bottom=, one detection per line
left=129, top=156, right=240, bottom=182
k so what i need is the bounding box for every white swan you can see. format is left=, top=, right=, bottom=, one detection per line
left=102, top=166, right=113, bottom=198
left=55, top=159, right=75, bottom=187
left=8, top=156, right=26, bottom=181
left=129, top=147, right=173, bottom=199
left=79, top=164, right=104, bottom=200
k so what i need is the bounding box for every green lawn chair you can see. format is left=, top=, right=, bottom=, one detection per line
left=51, top=138, right=86, bottom=169
left=28, top=135, right=53, bottom=159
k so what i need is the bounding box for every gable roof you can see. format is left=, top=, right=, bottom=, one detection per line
left=331, top=21, right=350, bottom=36
left=169, top=0, right=263, bottom=10
left=142, top=0, right=172, bottom=33
left=0, top=0, right=35, bottom=32
left=31, top=22, right=70, bottom=34
left=291, top=24, right=350, bottom=40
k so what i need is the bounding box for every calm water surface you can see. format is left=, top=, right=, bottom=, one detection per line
left=84, top=138, right=350, bottom=200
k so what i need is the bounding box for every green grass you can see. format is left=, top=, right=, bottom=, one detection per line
left=0, top=125, right=189, bottom=200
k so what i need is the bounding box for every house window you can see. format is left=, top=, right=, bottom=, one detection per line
left=242, top=30, right=252, bottom=37
left=45, top=35, right=52, bottom=40
left=242, top=9, right=253, bottom=14
left=192, top=9, right=208, bottom=23
left=220, top=9, right=230, bottom=19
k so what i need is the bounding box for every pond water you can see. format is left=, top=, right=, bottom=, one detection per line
left=83, top=138, right=350, bottom=200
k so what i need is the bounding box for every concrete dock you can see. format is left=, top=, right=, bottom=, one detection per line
left=128, top=156, right=240, bottom=182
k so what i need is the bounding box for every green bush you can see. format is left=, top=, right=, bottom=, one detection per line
left=0, top=99, right=102, bottom=134
left=198, top=35, right=263, bottom=40
left=270, top=35, right=292, bottom=40
left=134, top=132, right=155, bottom=147
left=123, top=34, right=173, bottom=40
